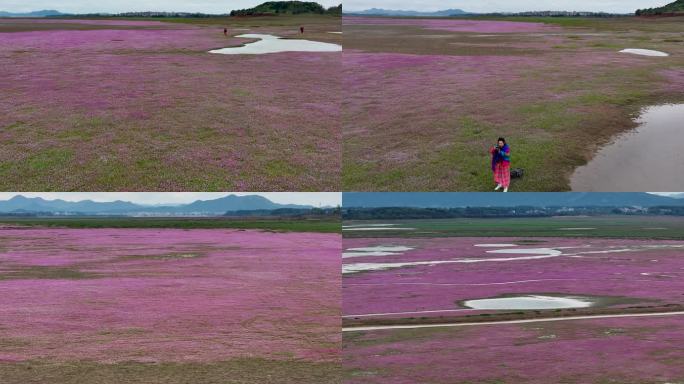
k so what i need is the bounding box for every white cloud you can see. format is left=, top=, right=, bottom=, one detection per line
left=0, top=192, right=341, bottom=207
left=1, top=0, right=341, bottom=13
left=343, top=0, right=670, bottom=13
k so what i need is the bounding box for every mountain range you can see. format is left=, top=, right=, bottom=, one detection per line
left=0, top=10, right=66, bottom=17
left=346, top=8, right=469, bottom=17
left=343, top=193, right=684, bottom=208
left=0, top=195, right=312, bottom=215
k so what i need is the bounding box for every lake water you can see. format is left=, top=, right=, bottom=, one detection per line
left=571, top=104, right=684, bottom=191
left=209, top=34, right=342, bottom=55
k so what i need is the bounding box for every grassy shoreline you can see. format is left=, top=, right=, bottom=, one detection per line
left=342, top=216, right=684, bottom=238
left=0, top=216, right=341, bottom=232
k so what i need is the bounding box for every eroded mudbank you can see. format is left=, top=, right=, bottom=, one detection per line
left=209, top=34, right=341, bottom=54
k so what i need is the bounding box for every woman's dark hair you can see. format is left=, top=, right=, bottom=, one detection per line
left=497, top=137, right=506, bottom=144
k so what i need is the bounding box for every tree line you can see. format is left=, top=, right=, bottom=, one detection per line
left=343, top=206, right=684, bottom=220
left=230, top=2, right=341, bottom=16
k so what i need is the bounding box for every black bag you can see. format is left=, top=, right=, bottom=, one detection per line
left=510, top=168, right=524, bottom=178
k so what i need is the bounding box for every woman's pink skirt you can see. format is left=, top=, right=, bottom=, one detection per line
left=494, top=162, right=510, bottom=187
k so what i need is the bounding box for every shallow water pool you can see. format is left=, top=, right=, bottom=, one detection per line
left=619, top=48, right=669, bottom=57
left=571, top=104, right=684, bottom=191
left=463, top=295, right=594, bottom=310
left=209, top=34, right=341, bottom=54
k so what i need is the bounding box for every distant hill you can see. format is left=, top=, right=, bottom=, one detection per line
left=345, top=9, right=625, bottom=17
left=343, top=192, right=684, bottom=208
left=0, top=194, right=313, bottom=216
left=230, top=1, right=340, bottom=16
left=180, top=194, right=306, bottom=212
left=0, top=9, right=66, bottom=17
left=347, top=8, right=469, bottom=17
left=637, top=0, right=684, bottom=15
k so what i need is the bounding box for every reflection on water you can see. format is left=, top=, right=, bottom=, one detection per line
left=571, top=104, right=684, bottom=191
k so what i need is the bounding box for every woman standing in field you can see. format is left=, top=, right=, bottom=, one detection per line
left=490, top=137, right=511, bottom=192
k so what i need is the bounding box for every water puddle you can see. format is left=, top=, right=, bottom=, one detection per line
left=343, top=245, right=414, bottom=259
left=343, top=247, right=565, bottom=274
left=474, top=243, right=518, bottom=247
left=347, top=246, right=414, bottom=252
left=620, top=48, right=669, bottom=57
left=463, top=295, right=594, bottom=310
left=328, top=31, right=342, bottom=34
left=209, top=34, right=341, bottom=54
left=559, top=227, right=596, bottom=231
left=485, top=248, right=563, bottom=256
left=571, top=104, right=684, bottom=191
left=343, top=243, right=684, bottom=274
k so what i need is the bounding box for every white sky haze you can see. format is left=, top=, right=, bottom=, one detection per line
left=344, top=0, right=671, bottom=13
left=0, top=193, right=341, bottom=207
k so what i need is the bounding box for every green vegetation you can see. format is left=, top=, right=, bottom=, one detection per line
left=637, top=0, right=684, bottom=16
left=343, top=216, right=684, bottom=239
left=230, top=1, right=341, bottom=16
left=471, top=15, right=684, bottom=32
left=344, top=206, right=684, bottom=220
left=0, top=266, right=98, bottom=280
left=0, top=217, right=341, bottom=233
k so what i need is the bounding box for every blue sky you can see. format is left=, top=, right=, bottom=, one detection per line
left=1, top=0, right=340, bottom=13
left=344, top=0, right=671, bottom=13
left=0, top=193, right=341, bottom=206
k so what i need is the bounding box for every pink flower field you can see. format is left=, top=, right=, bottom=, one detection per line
left=342, top=16, right=684, bottom=191
left=343, top=236, right=684, bottom=383
left=0, top=18, right=341, bottom=190
left=344, top=316, right=684, bottom=384
left=0, top=228, right=340, bottom=382
left=343, top=237, right=684, bottom=318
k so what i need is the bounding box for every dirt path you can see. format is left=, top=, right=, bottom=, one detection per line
left=343, top=308, right=474, bottom=318
left=343, top=311, right=684, bottom=332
